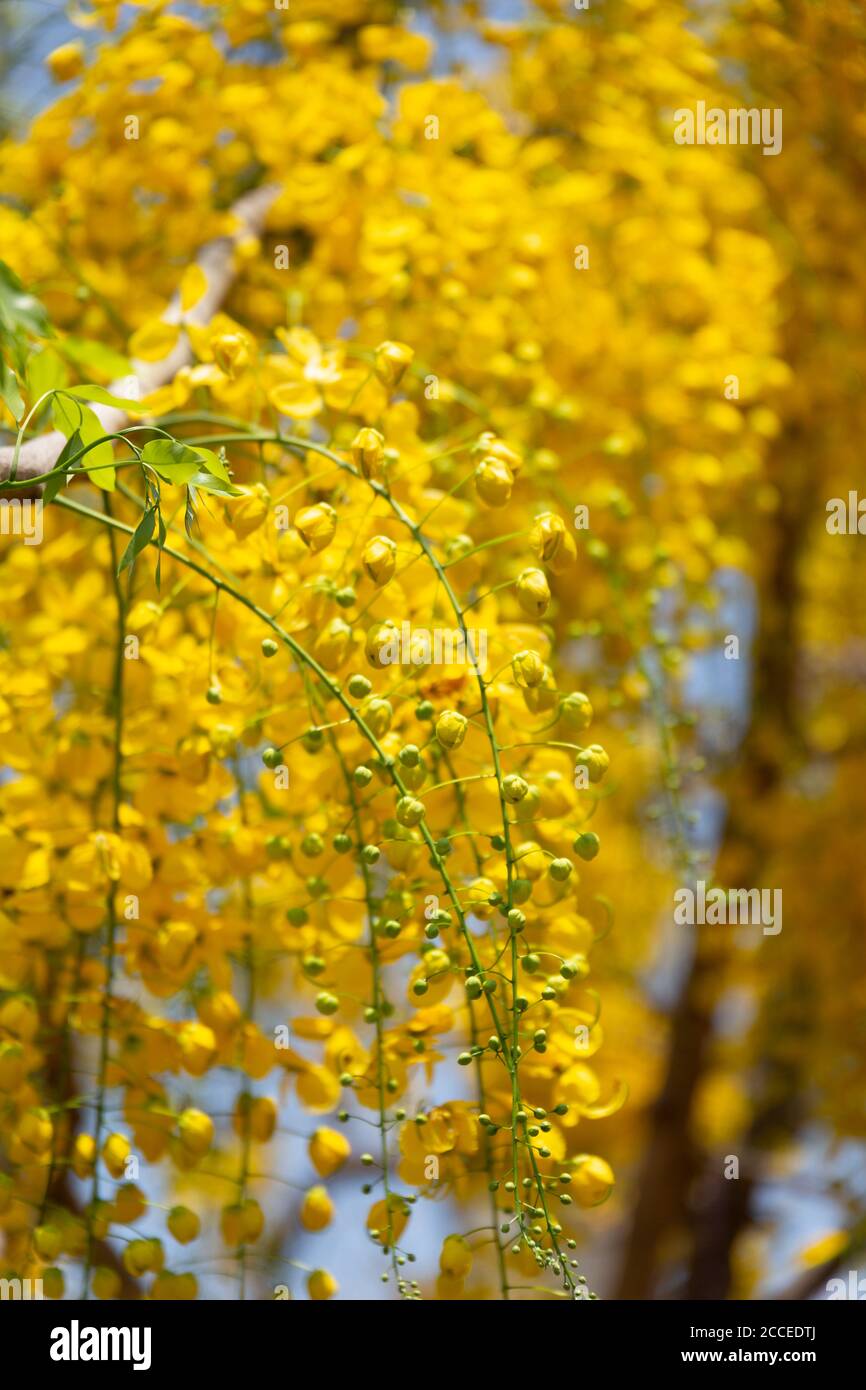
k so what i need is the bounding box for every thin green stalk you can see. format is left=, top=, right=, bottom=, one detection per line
left=82, top=493, right=126, bottom=1299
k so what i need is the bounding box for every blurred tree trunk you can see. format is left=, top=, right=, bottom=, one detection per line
left=616, top=431, right=812, bottom=1299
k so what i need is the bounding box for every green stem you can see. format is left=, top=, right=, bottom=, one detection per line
left=82, top=493, right=126, bottom=1299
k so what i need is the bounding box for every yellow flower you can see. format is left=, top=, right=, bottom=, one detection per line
left=233, top=1094, right=277, bottom=1143
left=151, top=1271, right=198, bottom=1300
left=366, top=1194, right=410, bottom=1247
left=167, top=1205, right=201, bottom=1245
left=308, top=1268, right=338, bottom=1300
left=129, top=319, right=181, bottom=363
left=14, top=1108, right=53, bottom=1159
left=198, top=991, right=243, bottom=1038
left=572, top=1155, right=615, bottom=1207
left=268, top=379, right=322, bottom=418
left=221, top=1199, right=264, bottom=1246
left=475, top=456, right=514, bottom=507
left=362, top=534, right=397, bottom=586
left=102, top=1132, right=131, bottom=1179
left=476, top=431, right=522, bottom=477
left=360, top=695, right=393, bottom=737
left=0, top=1042, right=24, bottom=1092
left=798, top=1232, right=849, bottom=1269
left=211, top=332, right=251, bottom=377
left=33, top=1224, right=63, bottom=1261
left=351, top=427, right=386, bottom=480
left=229, top=485, right=270, bottom=538
left=0, top=994, right=39, bottom=1040
left=374, top=340, right=414, bottom=387
left=515, top=567, right=550, bottom=618
left=309, top=1127, right=351, bottom=1177
left=42, top=1267, right=64, bottom=1300
left=72, top=1133, right=96, bottom=1180
left=365, top=621, right=399, bottom=670
left=577, top=744, right=610, bottom=783
left=439, top=1233, right=473, bottom=1279
left=464, top=876, right=498, bottom=919
left=435, top=710, right=467, bottom=749
left=530, top=511, right=577, bottom=572
left=177, top=1108, right=214, bottom=1159
left=123, top=1239, right=164, bottom=1277
left=295, top=502, right=337, bottom=553
left=178, top=1021, right=217, bottom=1076
left=179, top=264, right=208, bottom=312
left=112, top=1184, right=146, bottom=1225
left=314, top=618, right=353, bottom=672
left=512, top=649, right=546, bottom=689
left=45, top=42, right=85, bottom=84
left=301, top=1185, right=335, bottom=1231
left=560, top=691, right=593, bottom=730
left=92, top=1267, right=121, bottom=1300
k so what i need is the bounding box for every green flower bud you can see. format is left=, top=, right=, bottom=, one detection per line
left=435, top=709, right=467, bottom=749
left=396, top=796, right=425, bottom=827
left=502, top=774, right=529, bottom=803
left=560, top=691, right=593, bottom=730
left=548, top=857, right=573, bottom=882
left=348, top=674, right=372, bottom=699
left=573, top=831, right=600, bottom=861
left=515, top=566, right=551, bottom=619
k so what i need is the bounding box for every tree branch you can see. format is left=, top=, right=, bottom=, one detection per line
left=0, top=183, right=278, bottom=485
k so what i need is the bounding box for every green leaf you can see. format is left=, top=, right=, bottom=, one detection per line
left=27, top=347, right=68, bottom=405
left=53, top=393, right=115, bottom=492
left=0, top=360, right=24, bottom=421
left=42, top=430, right=83, bottom=504
left=118, top=505, right=156, bottom=576
left=0, top=262, right=52, bottom=340
left=65, top=383, right=142, bottom=411
left=155, top=508, right=167, bottom=591
left=185, top=469, right=243, bottom=497
left=140, top=439, right=238, bottom=491
left=58, top=336, right=131, bottom=380
left=184, top=487, right=199, bottom=540
left=190, top=445, right=231, bottom=482
left=140, top=439, right=202, bottom=485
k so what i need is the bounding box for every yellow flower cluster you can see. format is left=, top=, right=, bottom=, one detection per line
left=6, top=0, right=861, bottom=1307
left=0, top=259, right=622, bottom=1297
